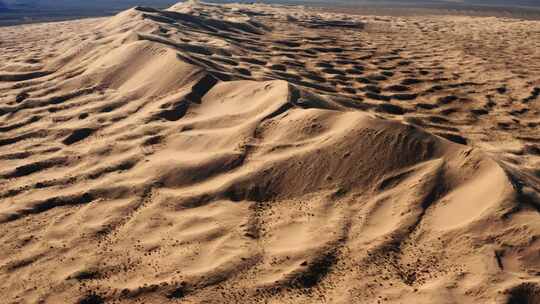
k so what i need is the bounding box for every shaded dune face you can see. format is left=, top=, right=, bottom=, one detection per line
left=0, top=2, right=539, bottom=304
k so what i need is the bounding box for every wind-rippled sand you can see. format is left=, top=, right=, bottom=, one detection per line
left=0, top=1, right=539, bottom=303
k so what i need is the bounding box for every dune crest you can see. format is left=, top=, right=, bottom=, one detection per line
left=0, top=1, right=539, bottom=303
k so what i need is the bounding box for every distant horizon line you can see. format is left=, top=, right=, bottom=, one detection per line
left=2, top=0, right=540, bottom=27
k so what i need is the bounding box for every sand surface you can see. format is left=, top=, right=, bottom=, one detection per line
left=0, top=1, right=540, bottom=303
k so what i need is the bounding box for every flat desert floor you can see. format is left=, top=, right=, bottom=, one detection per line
left=0, top=1, right=539, bottom=303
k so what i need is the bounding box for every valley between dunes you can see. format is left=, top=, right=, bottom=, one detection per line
left=0, top=1, right=540, bottom=303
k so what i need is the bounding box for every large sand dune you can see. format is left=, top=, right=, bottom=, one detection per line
left=0, top=1, right=539, bottom=303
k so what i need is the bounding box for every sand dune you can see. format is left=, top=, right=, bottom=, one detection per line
left=0, top=1, right=539, bottom=303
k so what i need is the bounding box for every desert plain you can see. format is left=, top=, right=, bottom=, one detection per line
left=0, top=1, right=540, bottom=303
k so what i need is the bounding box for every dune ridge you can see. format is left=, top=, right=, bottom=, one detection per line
left=0, top=1, right=539, bottom=303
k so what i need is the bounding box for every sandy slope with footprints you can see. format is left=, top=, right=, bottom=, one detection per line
left=0, top=1, right=540, bottom=303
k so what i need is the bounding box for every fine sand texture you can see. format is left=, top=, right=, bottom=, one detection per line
left=0, top=1, right=539, bottom=303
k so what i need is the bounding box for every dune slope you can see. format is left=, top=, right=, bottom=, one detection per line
left=0, top=2, right=539, bottom=303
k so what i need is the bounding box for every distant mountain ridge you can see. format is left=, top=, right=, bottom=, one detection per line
left=1, top=0, right=540, bottom=27
left=1, top=0, right=178, bottom=10
left=334, top=0, right=540, bottom=8
left=2, top=0, right=540, bottom=11
left=455, top=0, right=540, bottom=6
